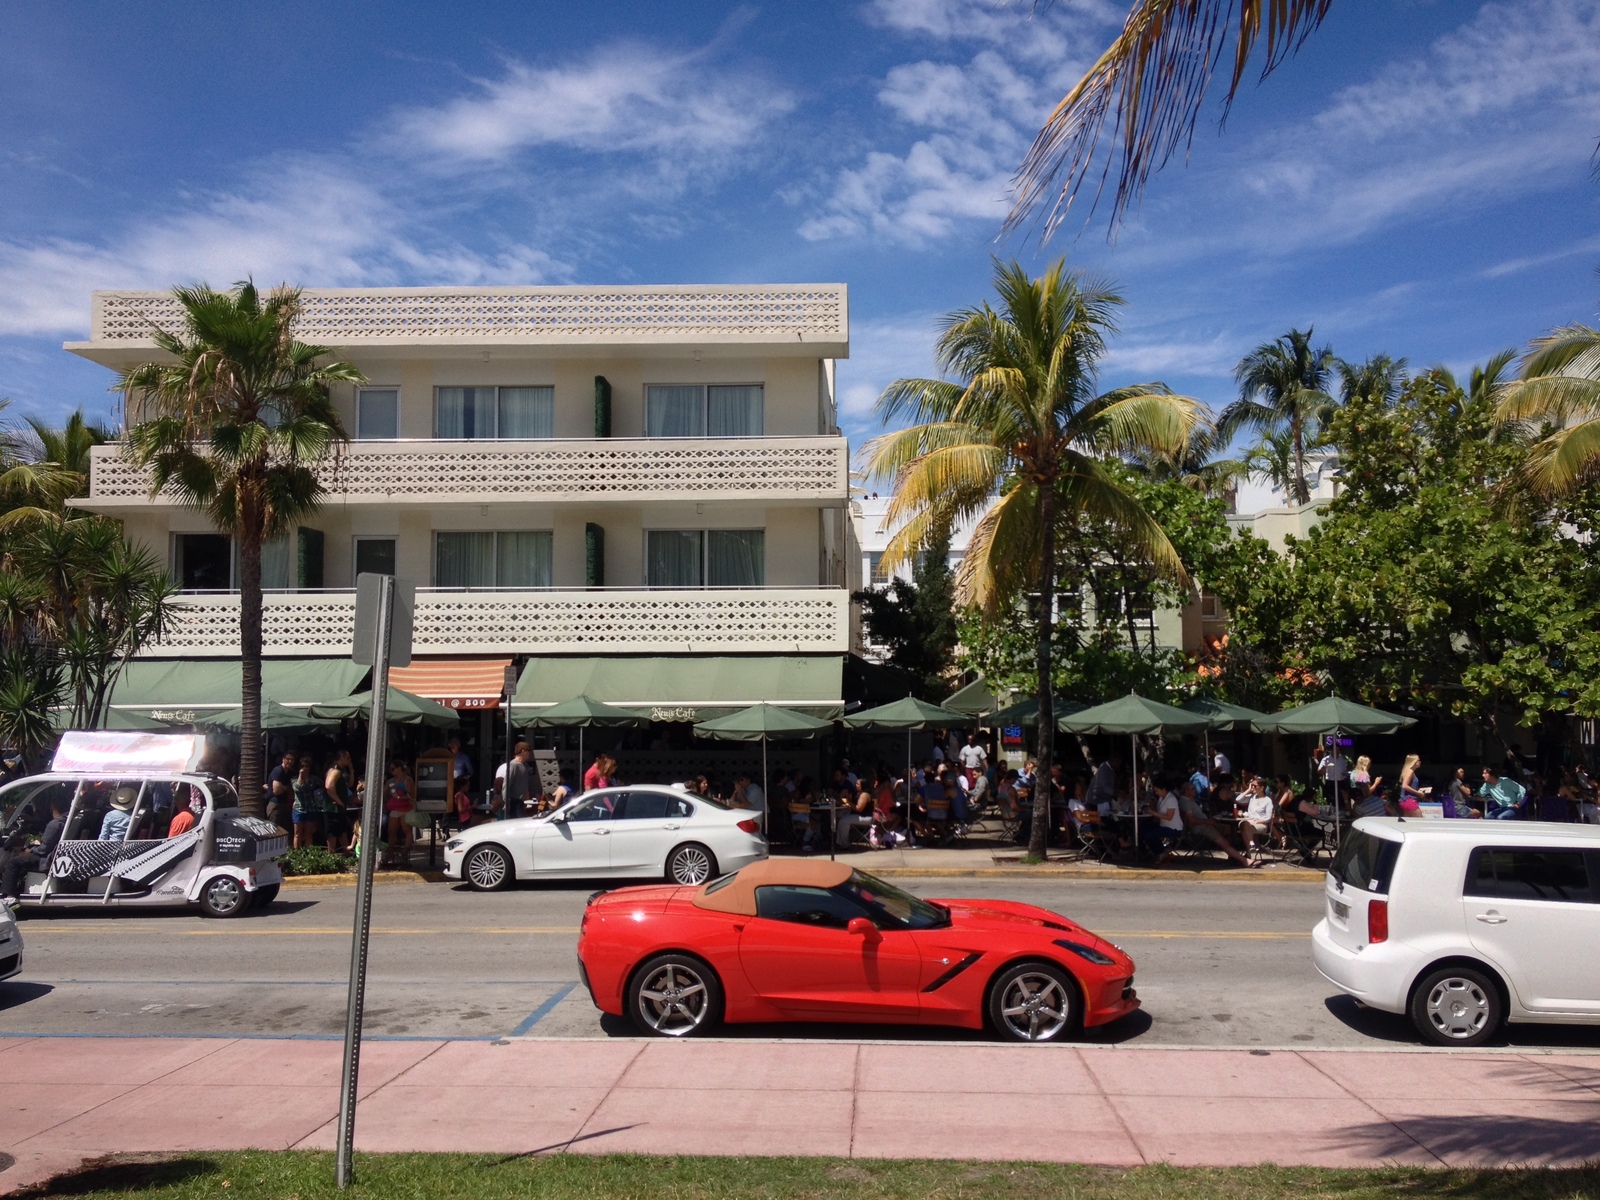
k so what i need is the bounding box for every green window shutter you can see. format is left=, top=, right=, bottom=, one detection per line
left=594, top=375, right=612, bottom=438
left=585, top=523, right=606, bottom=588
left=295, top=528, right=325, bottom=589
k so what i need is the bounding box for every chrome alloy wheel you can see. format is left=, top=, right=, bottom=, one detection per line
left=668, top=845, right=713, bottom=886
left=1425, top=975, right=1492, bottom=1040
left=466, top=847, right=508, bottom=890
left=636, top=961, right=711, bottom=1035
left=999, top=971, right=1071, bottom=1041
left=206, top=876, right=243, bottom=913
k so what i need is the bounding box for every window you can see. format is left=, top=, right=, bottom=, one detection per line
left=617, top=791, right=694, bottom=820
left=173, top=534, right=232, bottom=590
left=755, top=885, right=866, bottom=929
left=1200, top=592, right=1221, bottom=620
left=646, top=530, right=764, bottom=587
left=867, top=552, right=889, bottom=584
left=646, top=384, right=763, bottom=437
left=435, top=386, right=554, bottom=439
left=1329, top=829, right=1402, bottom=895
left=566, top=795, right=618, bottom=822
left=356, top=389, right=399, bottom=440
left=353, top=538, right=396, bottom=579
left=435, top=531, right=552, bottom=588
left=1465, top=848, right=1595, bottom=903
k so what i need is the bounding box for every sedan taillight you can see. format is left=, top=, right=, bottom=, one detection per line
left=1367, top=898, right=1388, bottom=944
left=736, top=818, right=761, bottom=834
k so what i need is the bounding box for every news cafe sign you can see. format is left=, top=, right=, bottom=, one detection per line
left=649, top=706, right=699, bottom=722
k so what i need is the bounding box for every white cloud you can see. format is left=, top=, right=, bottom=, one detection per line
left=1481, top=234, right=1600, bottom=279
left=835, top=313, right=944, bottom=434
left=1102, top=334, right=1240, bottom=380
left=392, top=43, right=793, bottom=168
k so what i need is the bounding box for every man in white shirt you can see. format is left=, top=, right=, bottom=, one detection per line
left=1317, top=745, right=1350, bottom=807
left=957, top=734, right=988, bottom=773
left=1212, top=749, right=1231, bottom=777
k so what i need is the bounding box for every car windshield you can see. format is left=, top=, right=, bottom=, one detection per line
left=836, top=869, right=950, bottom=930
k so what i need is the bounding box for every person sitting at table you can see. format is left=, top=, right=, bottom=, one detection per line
left=1350, top=782, right=1388, bottom=818
left=834, top=776, right=874, bottom=848
left=1238, top=777, right=1275, bottom=853
left=1177, top=781, right=1258, bottom=868
left=1138, top=776, right=1185, bottom=862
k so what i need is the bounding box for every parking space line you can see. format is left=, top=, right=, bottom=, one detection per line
left=508, top=983, right=580, bottom=1037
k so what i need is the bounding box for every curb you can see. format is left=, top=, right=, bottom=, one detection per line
left=280, top=870, right=445, bottom=889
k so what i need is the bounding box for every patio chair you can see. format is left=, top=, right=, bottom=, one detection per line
left=1073, top=813, right=1115, bottom=863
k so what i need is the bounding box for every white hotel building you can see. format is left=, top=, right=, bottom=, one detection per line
left=68, top=284, right=866, bottom=777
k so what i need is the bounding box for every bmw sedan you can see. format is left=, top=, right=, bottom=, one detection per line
left=443, top=786, right=768, bottom=890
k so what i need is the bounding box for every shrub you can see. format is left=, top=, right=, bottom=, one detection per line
left=280, top=846, right=354, bottom=877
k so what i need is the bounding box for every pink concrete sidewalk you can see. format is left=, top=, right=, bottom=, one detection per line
left=3, top=1036, right=1599, bottom=1193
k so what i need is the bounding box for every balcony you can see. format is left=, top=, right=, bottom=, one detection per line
left=67, top=283, right=849, bottom=363
left=81, top=436, right=849, bottom=509
left=145, top=587, right=851, bottom=657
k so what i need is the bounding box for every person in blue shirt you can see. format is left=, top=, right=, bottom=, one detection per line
left=1188, top=763, right=1211, bottom=802
left=98, top=787, right=138, bottom=841
left=1478, top=766, right=1527, bottom=819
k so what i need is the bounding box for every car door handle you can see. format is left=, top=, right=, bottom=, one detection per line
left=664, top=823, right=681, bottom=830
left=1475, top=911, right=1507, bottom=924
left=592, top=828, right=610, bottom=836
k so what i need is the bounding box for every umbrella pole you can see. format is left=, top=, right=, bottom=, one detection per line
left=762, top=734, right=769, bottom=846
left=579, top=727, right=584, bottom=791
left=905, top=730, right=914, bottom=850
left=1131, top=733, right=1139, bottom=860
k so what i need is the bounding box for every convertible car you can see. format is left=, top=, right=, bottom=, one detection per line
left=576, top=859, right=1139, bottom=1042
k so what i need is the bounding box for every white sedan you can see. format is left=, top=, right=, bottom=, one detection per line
left=0, top=903, right=23, bottom=981
left=442, top=786, right=768, bottom=890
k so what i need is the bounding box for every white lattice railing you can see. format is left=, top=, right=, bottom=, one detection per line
left=85, top=437, right=849, bottom=506
left=88, top=284, right=848, bottom=346
left=147, top=588, right=851, bottom=656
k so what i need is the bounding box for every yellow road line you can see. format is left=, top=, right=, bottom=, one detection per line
left=1099, top=930, right=1311, bottom=939
left=27, top=926, right=580, bottom=936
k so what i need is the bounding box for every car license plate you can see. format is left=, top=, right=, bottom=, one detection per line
left=1330, top=899, right=1349, bottom=921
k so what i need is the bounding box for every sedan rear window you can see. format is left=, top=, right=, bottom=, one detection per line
left=1465, top=848, right=1595, bottom=903
left=1329, top=829, right=1402, bottom=895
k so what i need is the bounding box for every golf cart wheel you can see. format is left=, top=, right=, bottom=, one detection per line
left=252, top=883, right=280, bottom=910
left=199, top=874, right=249, bottom=918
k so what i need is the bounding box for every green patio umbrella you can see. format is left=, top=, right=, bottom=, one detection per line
left=525, top=694, right=647, bottom=786
left=842, top=697, right=972, bottom=847
left=988, top=696, right=1086, bottom=726
left=1255, top=696, right=1416, bottom=843
left=1180, top=698, right=1270, bottom=786
left=309, top=687, right=459, bottom=729
left=943, top=677, right=1000, bottom=717
left=195, top=700, right=338, bottom=734
left=1059, top=694, right=1218, bottom=852
left=695, top=704, right=834, bottom=853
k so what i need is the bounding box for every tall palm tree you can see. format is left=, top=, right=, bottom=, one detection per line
left=1219, top=328, right=1335, bottom=506
left=1009, top=1, right=1334, bottom=236
left=1337, top=354, right=1408, bottom=407
left=1494, top=323, right=1600, bottom=498
left=118, top=281, right=363, bottom=815
left=1126, top=420, right=1246, bottom=498
left=862, top=259, right=1201, bottom=858
left=0, top=399, right=81, bottom=529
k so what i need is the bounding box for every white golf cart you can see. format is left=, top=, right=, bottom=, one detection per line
left=0, top=732, right=288, bottom=917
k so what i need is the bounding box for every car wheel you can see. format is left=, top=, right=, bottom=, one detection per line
left=464, top=844, right=514, bottom=891
left=199, top=874, right=249, bottom=919
left=1411, top=965, right=1503, bottom=1047
left=665, top=843, right=717, bottom=887
left=251, top=883, right=280, bottom=911
left=987, top=961, right=1081, bottom=1043
left=628, top=953, right=723, bottom=1037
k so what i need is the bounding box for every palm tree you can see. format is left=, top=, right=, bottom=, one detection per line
left=1241, top=429, right=1298, bottom=500
left=862, top=259, right=1201, bottom=858
left=1219, top=328, right=1335, bottom=506
left=1127, top=420, right=1246, bottom=498
left=0, top=399, right=81, bottom=529
left=118, top=281, right=363, bottom=815
left=1337, top=354, right=1408, bottom=407
left=1008, top=1, right=1334, bottom=235
left=1494, top=323, right=1600, bottom=498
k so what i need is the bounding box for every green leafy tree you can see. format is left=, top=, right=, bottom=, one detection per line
left=864, top=259, right=1200, bottom=857
left=853, top=524, right=959, bottom=698
left=118, top=281, right=364, bottom=814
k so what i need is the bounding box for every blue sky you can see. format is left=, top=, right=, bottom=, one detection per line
left=2, top=0, right=1598, bottom=446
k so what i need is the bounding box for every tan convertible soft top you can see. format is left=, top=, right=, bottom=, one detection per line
left=691, top=858, right=852, bottom=917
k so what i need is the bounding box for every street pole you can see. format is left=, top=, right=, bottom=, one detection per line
left=337, top=574, right=394, bottom=1190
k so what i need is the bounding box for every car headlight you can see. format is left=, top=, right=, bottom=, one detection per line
left=444, top=839, right=464, bottom=851
left=1054, top=938, right=1116, bottom=966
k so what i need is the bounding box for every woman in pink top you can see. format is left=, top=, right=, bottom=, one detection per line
left=582, top=754, right=614, bottom=793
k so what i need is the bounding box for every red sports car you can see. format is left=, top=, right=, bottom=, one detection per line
left=576, top=858, right=1139, bottom=1042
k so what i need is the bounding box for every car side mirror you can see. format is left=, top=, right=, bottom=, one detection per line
left=847, top=917, right=877, bottom=937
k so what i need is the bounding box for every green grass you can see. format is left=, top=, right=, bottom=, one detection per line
left=13, top=1153, right=1600, bottom=1200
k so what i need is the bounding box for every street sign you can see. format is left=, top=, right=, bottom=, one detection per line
left=351, top=573, right=414, bottom=668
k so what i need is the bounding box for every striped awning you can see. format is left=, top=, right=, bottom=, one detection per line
left=388, top=658, right=513, bottom=712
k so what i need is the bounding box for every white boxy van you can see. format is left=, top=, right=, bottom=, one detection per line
left=1313, top=817, right=1600, bottom=1046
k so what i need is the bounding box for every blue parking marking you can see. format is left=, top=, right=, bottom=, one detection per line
left=508, top=982, right=579, bottom=1037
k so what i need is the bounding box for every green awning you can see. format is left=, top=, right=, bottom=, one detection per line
left=513, top=656, right=844, bottom=721
left=107, top=658, right=369, bottom=723
left=943, top=677, right=1001, bottom=716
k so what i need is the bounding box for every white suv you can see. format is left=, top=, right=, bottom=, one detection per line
left=1313, top=817, right=1600, bottom=1047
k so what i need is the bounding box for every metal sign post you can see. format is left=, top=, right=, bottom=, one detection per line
left=503, top=664, right=517, bottom=816
left=337, top=573, right=411, bottom=1190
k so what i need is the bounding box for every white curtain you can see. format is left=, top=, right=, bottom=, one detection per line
left=646, top=385, right=704, bottom=437
left=647, top=530, right=703, bottom=587
left=499, top=387, right=554, bottom=439
left=707, top=530, right=764, bottom=586
left=356, top=390, right=399, bottom=440
left=707, top=385, right=764, bottom=437
left=496, top=531, right=552, bottom=588
left=261, top=535, right=292, bottom=590
left=435, top=532, right=495, bottom=587
left=435, top=387, right=497, bottom=438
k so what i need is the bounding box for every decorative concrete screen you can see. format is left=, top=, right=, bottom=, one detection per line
left=90, top=285, right=848, bottom=346
left=149, top=588, right=850, bottom=657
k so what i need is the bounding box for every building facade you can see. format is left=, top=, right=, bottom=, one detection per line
left=69, top=284, right=862, bottom=777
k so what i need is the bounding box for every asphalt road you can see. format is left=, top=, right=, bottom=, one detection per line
left=5, top=875, right=1599, bottom=1051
